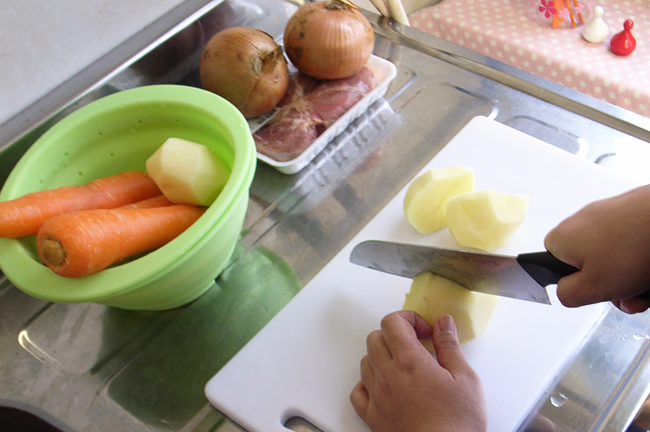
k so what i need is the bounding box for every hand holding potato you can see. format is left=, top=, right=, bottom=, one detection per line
left=350, top=310, right=488, bottom=432
left=544, top=185, right=650, bottom=313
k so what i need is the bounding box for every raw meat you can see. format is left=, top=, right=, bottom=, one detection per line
left=254, top=65, right=383, bottom=163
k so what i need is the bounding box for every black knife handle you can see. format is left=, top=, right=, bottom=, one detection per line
left=516, top=251, right=578, bottom=288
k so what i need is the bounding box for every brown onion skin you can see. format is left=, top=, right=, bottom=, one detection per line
left=199, top=27, right=289, bottom=118
left=284, top=0, right=375, bottom=80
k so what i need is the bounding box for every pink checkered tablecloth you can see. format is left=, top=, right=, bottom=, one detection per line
left=409, top=0, right=650, bottom=118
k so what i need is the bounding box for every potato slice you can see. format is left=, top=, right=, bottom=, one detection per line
left=447, top=189, right=529, bottom=251
left=403, top=272, right=498, bottom=346
left=403, top=165, right=475, bottom=234
left=146, top=138, right=230, bottom=206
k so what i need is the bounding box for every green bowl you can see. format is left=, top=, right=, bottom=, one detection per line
left=0, top=85, right=256, bottom=310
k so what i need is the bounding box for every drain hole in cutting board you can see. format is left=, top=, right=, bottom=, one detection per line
left=285, top=416, right=324, bottom=432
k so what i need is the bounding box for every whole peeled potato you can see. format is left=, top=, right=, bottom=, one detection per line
left=199, top=27, right=289, bottom=119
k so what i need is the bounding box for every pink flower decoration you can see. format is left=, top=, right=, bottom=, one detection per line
left=538, top=0, right=557, bottom=18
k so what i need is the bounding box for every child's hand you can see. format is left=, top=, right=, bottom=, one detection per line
left=350, top=310, right=487, bottom=432
left=544, top=185, right=650, bottom=313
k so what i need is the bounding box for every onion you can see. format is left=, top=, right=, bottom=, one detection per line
left=283, top=0, right=375, bottom=80
left=199, top=27, right=289, bottom=118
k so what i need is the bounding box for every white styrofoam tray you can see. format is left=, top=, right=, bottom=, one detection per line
left=253, top=55, right=397, bottom=174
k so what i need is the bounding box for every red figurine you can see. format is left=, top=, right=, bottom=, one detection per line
left=610, top=19, right=637, bottom=56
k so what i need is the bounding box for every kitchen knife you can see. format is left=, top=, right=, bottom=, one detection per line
left=349, top=240, right=579, bottom=304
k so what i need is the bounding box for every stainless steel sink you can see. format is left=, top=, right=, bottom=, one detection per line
left=2, top=1, right=650, bottom=431
left=0, top=405, right=66, bottom=432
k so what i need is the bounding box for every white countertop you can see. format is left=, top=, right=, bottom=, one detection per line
left=0, top=0, right=189, bottom=127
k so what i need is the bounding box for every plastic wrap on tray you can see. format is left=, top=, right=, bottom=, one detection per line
left=252, top=55, right=397, bottom=174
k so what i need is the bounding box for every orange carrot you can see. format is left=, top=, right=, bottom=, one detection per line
left=552, top=0, right=566, bottom=29
left=37, top=204, right=205, bottom=278
left=119, top=195, right=174, bottom=209
left=572, top=0, right=584, bottom=24
left=0, top=171, right=161, bottom=238
left=567, top=3, right=576, bottom=27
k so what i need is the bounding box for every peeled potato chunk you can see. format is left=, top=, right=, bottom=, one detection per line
left=146, top=138, right=230, bottom=206
left=403, top=165, right=475, bottom=234
left=447, top=189, right=529, bottom=251
left=403, top=272, right=498, bottom=346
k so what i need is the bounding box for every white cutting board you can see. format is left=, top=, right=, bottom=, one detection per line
left=206, top=116, right=639, bottom=432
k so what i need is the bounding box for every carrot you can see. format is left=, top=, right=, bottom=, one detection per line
left=552, top=0, right=565, bottom=29
left=37, top=204, right=205, bottom=278
left=572, top=0, right=584, bottom=24
left=119, top=195, right=175, bottom=209
left=566, top=0, right=576, bottom=27
left=0, top=171, right=161, bottom=238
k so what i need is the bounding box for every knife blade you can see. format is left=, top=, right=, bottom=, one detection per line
left=349, top=240, right=579, bottom=304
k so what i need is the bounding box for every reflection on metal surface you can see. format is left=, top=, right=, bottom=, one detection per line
left=250, top=99, right=399, bottom=213
left=629, top=393, right=650, bottom=431
left=103, top=257, right=299, bottom=431
left=1, top=0, right=650, bottom=431
left=17, top=330, right=65, bottom=369
left=504, top=115, right=588, bottom=158
left=519, top=309, right=650, bottom=432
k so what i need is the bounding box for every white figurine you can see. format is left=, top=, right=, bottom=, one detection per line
left=582, top=6, right=609, bottom=43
